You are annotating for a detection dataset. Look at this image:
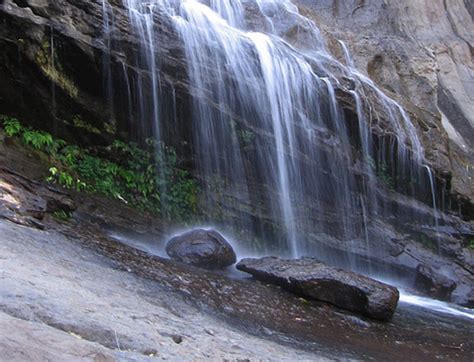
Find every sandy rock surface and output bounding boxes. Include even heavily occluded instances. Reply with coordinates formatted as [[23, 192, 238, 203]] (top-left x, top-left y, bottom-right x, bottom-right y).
[[0, 220, 320, 361]]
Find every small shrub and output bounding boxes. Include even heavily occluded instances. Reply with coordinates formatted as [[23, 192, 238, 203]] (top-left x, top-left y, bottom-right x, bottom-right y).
[[21, 129, 54, 150], [47, 167, 87, 191], [52, 210, 72, 221]]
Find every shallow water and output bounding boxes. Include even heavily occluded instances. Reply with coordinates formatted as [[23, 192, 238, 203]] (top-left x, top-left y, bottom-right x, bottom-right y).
[[398, 290, 474, 321], [108, 229, 474, 323]]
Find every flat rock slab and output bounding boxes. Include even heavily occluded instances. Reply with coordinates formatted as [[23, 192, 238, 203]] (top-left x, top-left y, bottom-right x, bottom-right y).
[[237, 257, 399, 321]]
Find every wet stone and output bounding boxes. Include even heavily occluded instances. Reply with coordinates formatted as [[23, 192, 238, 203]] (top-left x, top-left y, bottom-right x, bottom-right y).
[[237, 257, 400, 321], [415, 264, 456, 301], [166, 229, 237, 269]]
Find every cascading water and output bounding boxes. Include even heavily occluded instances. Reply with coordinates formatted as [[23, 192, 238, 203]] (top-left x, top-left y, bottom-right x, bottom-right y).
[[102, 0, 438, 267]]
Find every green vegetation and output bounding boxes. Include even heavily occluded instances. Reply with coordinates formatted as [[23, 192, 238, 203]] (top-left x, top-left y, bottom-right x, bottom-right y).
[[68, 115, 101, 135], [3, 117, 22, 137], [1, 116, 198, 219], [368, 156, 395, 191], [377, 164, 395, 191], [470, 240, 474, 250], [52, 210, 73, 222], [239, 129, 255, 146], [35, 39, 79, 98]]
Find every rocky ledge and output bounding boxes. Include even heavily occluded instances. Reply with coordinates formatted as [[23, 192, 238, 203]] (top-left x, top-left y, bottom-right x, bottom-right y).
[[237, 257, 400, 321]]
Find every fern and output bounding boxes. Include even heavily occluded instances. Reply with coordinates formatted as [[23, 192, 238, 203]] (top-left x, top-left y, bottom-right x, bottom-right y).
[[1, 116, 199, 218], [2, 117, 22, 137]]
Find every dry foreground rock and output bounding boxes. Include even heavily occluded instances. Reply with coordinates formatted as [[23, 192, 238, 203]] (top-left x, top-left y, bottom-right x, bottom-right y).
[[0, 220, 324, 361]]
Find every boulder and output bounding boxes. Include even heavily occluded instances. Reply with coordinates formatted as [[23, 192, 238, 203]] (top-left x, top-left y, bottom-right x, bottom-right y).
[[166, 229, 236, 269], [415, 264, 456, 301], [237, 257, 399, 321]]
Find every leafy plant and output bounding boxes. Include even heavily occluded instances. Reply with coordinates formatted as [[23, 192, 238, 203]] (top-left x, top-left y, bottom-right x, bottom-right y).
[[2, 117, 22, 137], [22, 129, 54, 150], [1, 116, 199, 219], [1, 115, 65, 154], [52, 210, 72, 221], [47, 167, 87, 191]]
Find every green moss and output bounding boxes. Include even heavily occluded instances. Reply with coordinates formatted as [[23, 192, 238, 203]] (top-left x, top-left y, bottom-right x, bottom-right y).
[[239, 129, 255, 146], [70, 115, 101, 135], [418, 234, 438, 252], [104, 121, 117, 135], [35, 39, 79, 98]]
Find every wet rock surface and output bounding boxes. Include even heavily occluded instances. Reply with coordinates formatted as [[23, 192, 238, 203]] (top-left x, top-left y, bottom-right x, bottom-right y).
[[296, 0, 474, 212], [166, 229, 236, 269], [237, 257, 400, 321], [415, 264, 457, 301]]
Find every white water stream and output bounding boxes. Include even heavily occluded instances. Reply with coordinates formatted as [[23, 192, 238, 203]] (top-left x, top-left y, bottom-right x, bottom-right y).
[[399, 290, 474, 321]]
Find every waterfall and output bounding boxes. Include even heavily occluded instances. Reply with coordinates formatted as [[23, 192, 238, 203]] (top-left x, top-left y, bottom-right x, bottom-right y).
[[423, 164, 440, 251], [104, 0, 436, 263], [126, 0, 163, 142]]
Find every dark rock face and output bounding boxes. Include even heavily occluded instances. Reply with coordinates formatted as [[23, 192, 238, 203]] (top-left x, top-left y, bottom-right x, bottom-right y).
[[237, 257, 399, 321], [0, 0, 190, 146], [415, 264, 457, 301], [166, 229, 237, 269], [0, 159, 75, 230]]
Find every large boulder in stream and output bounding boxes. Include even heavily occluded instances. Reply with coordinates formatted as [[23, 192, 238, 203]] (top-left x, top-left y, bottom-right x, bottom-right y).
[[237, 257, 399, 321], [166, 229, 237, 269]]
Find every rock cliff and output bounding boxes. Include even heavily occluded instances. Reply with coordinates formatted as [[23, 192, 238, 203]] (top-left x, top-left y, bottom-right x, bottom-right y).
[[297, 0, 474, 212], [0, 0, 473, 305]]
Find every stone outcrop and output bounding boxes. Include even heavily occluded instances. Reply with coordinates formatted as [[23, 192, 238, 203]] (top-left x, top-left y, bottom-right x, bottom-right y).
[[296, 0, 474, 214], [0, 134, 76, 229], [415, 264, 457, 301], [237, 257, 400, 321], [0, 0, 189, 145], [166, 229, 237, 269]]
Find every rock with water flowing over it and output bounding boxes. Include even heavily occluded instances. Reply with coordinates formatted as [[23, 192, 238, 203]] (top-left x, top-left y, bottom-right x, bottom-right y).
[[166, 229, 236, 269], [415, 264, 456, 301], [237, 257, 399, 321]]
